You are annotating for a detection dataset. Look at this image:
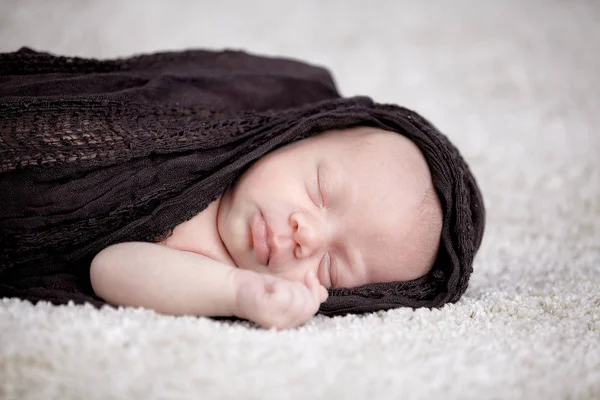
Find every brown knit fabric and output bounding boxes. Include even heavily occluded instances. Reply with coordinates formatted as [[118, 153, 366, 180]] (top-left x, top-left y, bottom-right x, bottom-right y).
[[0, 47, 485, 316]]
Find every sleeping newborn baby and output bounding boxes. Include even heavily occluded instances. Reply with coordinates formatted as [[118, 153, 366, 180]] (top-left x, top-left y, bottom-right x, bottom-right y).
[[90, 126, 443, 329], [0, 48, 485, 329]]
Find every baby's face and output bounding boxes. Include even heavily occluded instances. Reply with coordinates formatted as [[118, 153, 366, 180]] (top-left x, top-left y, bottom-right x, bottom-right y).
[[217, 126, 442, 289]]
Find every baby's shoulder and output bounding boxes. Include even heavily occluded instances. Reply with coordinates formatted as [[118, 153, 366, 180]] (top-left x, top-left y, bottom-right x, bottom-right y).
[[158, 198, 236, 267]]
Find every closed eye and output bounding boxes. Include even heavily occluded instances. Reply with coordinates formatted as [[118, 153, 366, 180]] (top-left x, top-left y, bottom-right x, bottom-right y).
[[317, 165, 325, 207], [330, 256, 339, 288], [320, 252, 333, 287]]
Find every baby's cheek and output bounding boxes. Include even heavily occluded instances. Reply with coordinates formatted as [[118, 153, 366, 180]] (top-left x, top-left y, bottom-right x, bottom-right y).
[[274, 262, 314, 284]]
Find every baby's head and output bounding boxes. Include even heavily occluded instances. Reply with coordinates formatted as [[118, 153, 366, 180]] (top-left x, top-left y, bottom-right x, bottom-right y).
[[217, 126, 443, 289]]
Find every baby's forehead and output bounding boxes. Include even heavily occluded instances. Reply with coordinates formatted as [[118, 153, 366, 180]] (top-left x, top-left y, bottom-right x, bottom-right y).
[[322, 128, 420, 160], [332, 132, 424, 176], [276, 127, 428, 184]]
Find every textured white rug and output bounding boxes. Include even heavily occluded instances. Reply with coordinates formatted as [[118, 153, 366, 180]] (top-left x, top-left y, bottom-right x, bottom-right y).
[[1, 1, 599, 399]]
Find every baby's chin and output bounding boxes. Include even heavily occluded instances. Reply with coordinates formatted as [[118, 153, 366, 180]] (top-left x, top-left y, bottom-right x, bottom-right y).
[[226, 247, 266, 274]]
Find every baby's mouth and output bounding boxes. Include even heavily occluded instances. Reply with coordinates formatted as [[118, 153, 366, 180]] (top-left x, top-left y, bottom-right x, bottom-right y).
[[250, 211, 271, 267]]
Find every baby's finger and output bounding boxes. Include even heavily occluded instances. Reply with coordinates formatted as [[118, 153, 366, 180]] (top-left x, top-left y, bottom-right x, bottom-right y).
[[304, 270, 322, 301], [289, 283, 317, 328], [319, 285, 329, 303], [304, 269, 329, 304], [278, 282, 313, 329]]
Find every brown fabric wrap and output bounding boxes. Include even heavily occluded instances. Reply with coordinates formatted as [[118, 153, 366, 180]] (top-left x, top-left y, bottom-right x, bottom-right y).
[[0, 48, 485, 316]]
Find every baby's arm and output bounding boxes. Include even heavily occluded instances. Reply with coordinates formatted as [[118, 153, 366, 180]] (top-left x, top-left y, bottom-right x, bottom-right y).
[[90, 242, 327, 329], [90, 242, 238, 317]]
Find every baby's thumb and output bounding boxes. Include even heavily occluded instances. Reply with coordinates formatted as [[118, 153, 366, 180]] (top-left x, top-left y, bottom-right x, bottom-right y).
[[305, 270, 329, 304], [318, 285, 329, 303]]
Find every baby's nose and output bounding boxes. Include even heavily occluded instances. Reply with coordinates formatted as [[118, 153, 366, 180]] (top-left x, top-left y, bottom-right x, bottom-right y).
[[290, 212, 325, 258]]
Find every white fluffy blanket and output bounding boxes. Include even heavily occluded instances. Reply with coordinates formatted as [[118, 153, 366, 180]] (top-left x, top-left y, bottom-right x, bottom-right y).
[[1, 1, 598, 399]]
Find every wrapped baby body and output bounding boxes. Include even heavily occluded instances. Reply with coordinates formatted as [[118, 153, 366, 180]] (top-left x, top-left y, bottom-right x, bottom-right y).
[[0, 48, 485, 318]]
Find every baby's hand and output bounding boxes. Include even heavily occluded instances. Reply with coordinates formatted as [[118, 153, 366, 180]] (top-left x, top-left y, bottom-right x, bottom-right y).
[[233, 269, 328, 330]]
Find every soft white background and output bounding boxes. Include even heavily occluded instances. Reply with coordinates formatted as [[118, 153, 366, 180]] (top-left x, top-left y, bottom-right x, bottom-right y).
[[1, 1, 599, 399]]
